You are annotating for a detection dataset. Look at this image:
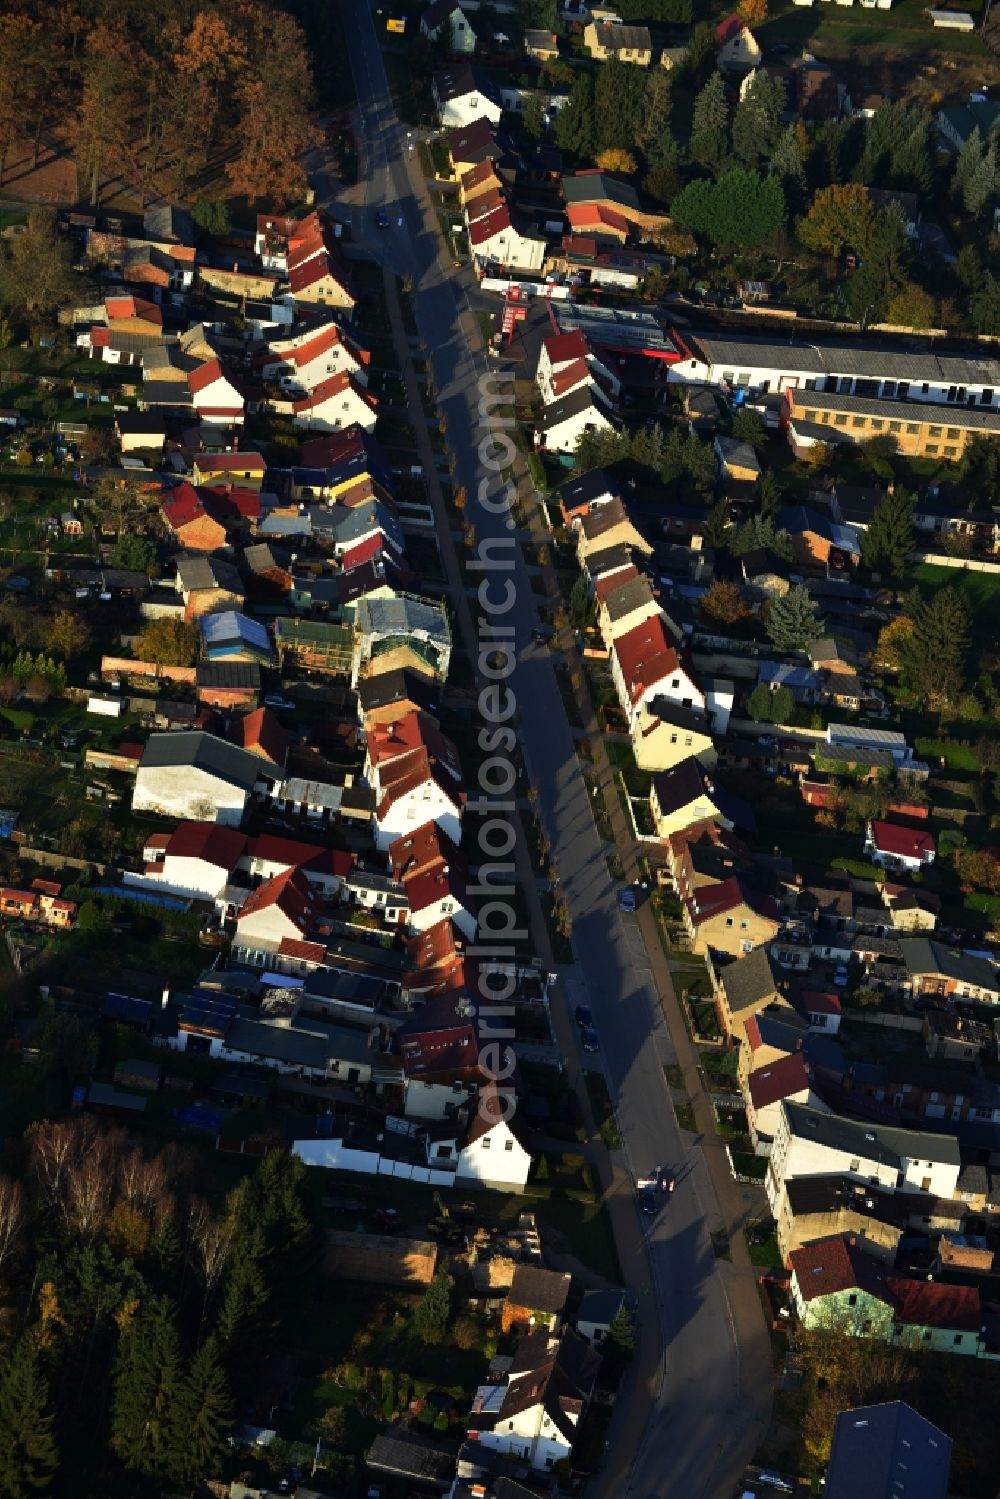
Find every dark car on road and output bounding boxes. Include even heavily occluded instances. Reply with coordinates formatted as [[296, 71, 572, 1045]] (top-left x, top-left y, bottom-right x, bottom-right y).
[[376, 210, 390, 228], [574, 1004, 593, 1028], [581, 1026, 600, 1053], [640, 1186, 658, 1215]]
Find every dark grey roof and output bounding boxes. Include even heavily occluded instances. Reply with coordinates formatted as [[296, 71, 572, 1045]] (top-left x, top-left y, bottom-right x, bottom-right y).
[[900, 938, 1000, 992], [141, 380, 193, 408], [507, 1264, 571, 1314], [651, 756, 708, 816], [604, 575, 656, 620], [558, 467, 618, 510], [643, 697, 712, 737], [583, 542, 634, 580], [720, 946, 781, 1013], [116, 411, 169, 436], [176, 552, 243, 594], [139, 730, 263, 790], [357, 667, 440, 715], [143, 204, 194, 245], [825, 1402, 952, 1499], [538, 384, 614, 433], [434, 63, 501, 106], [576, 1287, 627, 1327], [562, 172, 640, 211], [195, 661, 260, 691], [692, 332, 1000, 387], [784, 1174, 900, 1225], [782, 1101, 961, 1168], [793, 387, 1000, 433], [224, 1018, 328, 1070], [367, 1426, 457, 1485]]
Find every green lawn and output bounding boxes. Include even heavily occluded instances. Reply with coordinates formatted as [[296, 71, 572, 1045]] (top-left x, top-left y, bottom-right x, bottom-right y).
[[909, 563, 1000, 622], [758, 0, 988, 60]]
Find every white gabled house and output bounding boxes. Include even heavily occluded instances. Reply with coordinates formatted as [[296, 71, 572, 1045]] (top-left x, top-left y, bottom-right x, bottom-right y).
[[291, 372, 378, 433], [420, 1, 476, 53], [374, 748, 465, 852], [261, 322, 370, 393], [467, 198, 546, 274], [536, 329, 620, 408], [535, 385, 618, 455], [467, 1325, 600, 1470], [433, 64, 503, 129]]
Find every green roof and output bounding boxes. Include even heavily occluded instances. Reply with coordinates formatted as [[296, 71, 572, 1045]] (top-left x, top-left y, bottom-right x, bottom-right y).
[[939, 100, 1000, 145]]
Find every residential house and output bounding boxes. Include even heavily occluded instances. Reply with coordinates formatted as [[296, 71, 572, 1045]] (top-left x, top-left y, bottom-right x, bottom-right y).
[[467, 197, 547, 275], [766, 1102, 962, 1218], [458, 1082, 534, 1191], [776, 503, 860, 570], [501, 1265, 572, 1334], [161, 485, 229, 553], [631, 699, 716, 775], [597, 574, 661, 648], [793, 57, 842, 122], [777, 1176, 905, 1268], [286, 232, 355, 312], [358, 667, 441, 727], [116, 411, 168, 456], [612, 622, 705, 731], [375, 745, 466, 853], [194, 660, 260, 710], [525, 29, 560, 62], [715, 14, 761, 77], [188, 358, 246, 426], [784, 387, 1000, 463], [789, 1233, 982, 1356], [467, 1328, 600, 1470], [561, 171, 670, 240], [235, 868, 315, 953], [715, 943, 788, 1043], [446, 116, 504, 178], [201, 611, 272, 666], [747, 1051, 817, 1153], [233, 707, 289, 771], [576, 1288, 629, 1347], [824, 1403, 952, 1499], [263, 322, 371, 395], [714, 434, 761, 484], [535, 386, 617, 455], [536, 331, 619, 409], [683, 876, 781, 959], [557, 466, 619, 526], [865, 821, 936, 874], [584, 22, 653, 65], [291, 371, 377, 433], [809, 637, 864, 709], [936, 98, 1000, 153], [175, 553, 245, 621], [420, 1, 475, 53], [649, 757, 739, 841], [881, 882, 938, 933], [352, 593, 452, 687], [192, 451, 267, 491], [132, 731, 277, 826], [576, 498, 652, 563], [434, 65, 503, 129], [396, 989, 479, 1119], [900, 938, 1000, 1005]]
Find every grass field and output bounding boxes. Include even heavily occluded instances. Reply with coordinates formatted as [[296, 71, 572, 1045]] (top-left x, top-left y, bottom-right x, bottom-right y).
[[910, 563, 1000, 617]]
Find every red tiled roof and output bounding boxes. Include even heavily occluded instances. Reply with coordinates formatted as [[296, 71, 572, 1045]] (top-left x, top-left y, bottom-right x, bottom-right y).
[[566, 203, 630, 236], [686, 875, 779, 928], [162, 483, 219, 533], [341, 531, 396, 572], [594, 565, 639, 601], [235, 707, 288, 768], [289, 253, 350, 298], [90, 326, 110, 348], [551, 358, 593, 398], [292, 371, 376, 415], [543, 330, 590, 366], [106, 294, 162, 325], [468, 203, 513, 246], [390, 820, 464, 882], [613, 616, 682, 705], [371, 711, 462, 782], [405, 864, 470, 917], [164, 822, 248, 870], [790, 1235, 892, 1305], [886, 1277, 980, 1332], [197, 451, 266, 475], [801, 990, 842, 1016], [290, 324, 344, 367], [300, 426, 369, 469], [869, 821, 935, 859], [378, 750, 466, 819], [744, 1013, 763, 1051], [188, 358, 226, 395], [716, 13, 747, 45], [277, 936, 327, 963], [748, 1052, 810, 1112], [237, 866, 313, 930], [31, 878, 62, 897]]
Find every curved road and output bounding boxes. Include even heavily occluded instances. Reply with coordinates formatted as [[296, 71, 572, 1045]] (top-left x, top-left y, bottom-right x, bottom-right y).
[[331, 7, 771, 1494]]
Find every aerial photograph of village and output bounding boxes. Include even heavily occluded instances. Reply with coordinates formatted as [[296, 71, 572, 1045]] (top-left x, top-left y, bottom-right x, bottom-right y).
[[0, 0, 997, 1495]]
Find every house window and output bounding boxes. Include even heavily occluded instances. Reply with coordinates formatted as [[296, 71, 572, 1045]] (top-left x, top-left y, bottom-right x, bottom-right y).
[[849, 1158, 860, 1171], [671, 678, 679, 688], [871, 419, 884, 430], [923, 1330, 932, 1341], [905, 423, 918, 434], [834, 414, 848, 426], [848, 1293, 857, 1306], [946, 428, 960, 439], [482, 1138, 491, 1149], [929, 426, 942, 437], [889, 421, 901, 433], [944, 446, 956, 458], [740, 920, 748, 930], [504, 1139, 514, 1151], [725, 917, 734, 927], [926, 445, 938, 455], [852, 416, 865, 429]]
